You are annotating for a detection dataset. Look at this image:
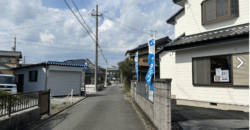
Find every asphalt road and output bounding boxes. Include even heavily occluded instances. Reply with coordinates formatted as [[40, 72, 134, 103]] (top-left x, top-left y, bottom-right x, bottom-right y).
[[37, 84, 144, 130]]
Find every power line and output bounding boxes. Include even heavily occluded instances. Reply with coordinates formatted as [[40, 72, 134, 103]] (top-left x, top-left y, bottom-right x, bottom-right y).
[[72, 0, 95, 37], [6, 42, 124, 52], [18, 39, 132, 48], [102, 16, 126, 52], [18, 42, 92, 51], [64, 0, 96, 43], [86, 0, 94, 10], [0, 3, 80, 16], [1, 17, 76, 32], [79, 0, 89, 10], [103, 15, 151, 35], [0, 37, 134, 48]]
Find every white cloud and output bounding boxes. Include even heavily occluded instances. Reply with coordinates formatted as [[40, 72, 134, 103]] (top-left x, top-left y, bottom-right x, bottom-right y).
[[39, 30, 55, 43], [0, 0, 178, 67]]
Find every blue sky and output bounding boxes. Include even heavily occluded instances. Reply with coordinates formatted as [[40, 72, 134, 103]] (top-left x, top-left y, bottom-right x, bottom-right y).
[[0, 0, 181, 67]]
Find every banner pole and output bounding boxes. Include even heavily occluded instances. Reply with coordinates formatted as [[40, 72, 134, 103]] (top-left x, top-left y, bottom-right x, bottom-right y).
[[154, 32, 156, 80]]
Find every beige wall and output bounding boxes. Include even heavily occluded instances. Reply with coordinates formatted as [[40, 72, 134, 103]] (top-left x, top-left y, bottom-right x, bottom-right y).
[[0, 70, 14, 75]]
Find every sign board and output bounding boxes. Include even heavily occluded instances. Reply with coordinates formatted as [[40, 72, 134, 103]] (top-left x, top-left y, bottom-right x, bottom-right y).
[[214, 68, 229, 82], [232, 53, 249, 86]]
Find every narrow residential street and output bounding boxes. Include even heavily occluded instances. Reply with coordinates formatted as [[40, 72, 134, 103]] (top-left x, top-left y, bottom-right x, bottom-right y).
[[36, 84, 144, 130]]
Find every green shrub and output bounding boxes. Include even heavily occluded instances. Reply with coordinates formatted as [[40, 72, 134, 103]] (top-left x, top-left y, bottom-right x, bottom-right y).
[[0, 89, 11, 96]]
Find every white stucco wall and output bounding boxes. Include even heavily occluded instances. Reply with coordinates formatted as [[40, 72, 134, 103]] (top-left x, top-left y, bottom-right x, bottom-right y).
[[160, 40, 249, 106], [174, 0, 249, 37], [15, 66, 46, 92]]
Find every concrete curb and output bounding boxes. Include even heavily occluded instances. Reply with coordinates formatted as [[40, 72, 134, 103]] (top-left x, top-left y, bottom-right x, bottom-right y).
[[25, 97, 87, 130]]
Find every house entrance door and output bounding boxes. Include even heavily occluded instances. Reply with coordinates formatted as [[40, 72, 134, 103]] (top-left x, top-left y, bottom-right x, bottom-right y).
[[16, 74, 24, 92]]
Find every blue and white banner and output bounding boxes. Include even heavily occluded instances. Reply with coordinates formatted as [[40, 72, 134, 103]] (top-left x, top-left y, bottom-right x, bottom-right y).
[[134, 51, 138, 79], [145, 37, 155, 86], [145, 37, 155, 102]]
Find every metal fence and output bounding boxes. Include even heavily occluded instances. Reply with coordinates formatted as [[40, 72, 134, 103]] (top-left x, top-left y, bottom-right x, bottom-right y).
[[0, 91, 39, 117], [136, 81, 149, 100]]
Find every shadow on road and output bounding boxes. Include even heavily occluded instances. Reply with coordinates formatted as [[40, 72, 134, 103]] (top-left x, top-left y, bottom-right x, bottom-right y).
[[87, 94, 105, 97], [37, 113, 71, 130]]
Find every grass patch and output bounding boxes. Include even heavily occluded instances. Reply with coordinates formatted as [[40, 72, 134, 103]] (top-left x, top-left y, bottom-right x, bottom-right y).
[[50, 102, 71, 113], [122, 86, 130, 93], [51, 104, 58, 110]]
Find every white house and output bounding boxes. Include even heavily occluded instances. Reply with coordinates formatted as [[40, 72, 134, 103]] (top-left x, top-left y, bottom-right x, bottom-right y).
[[159, 0, 249, 112], [14, 61, 87, 96]]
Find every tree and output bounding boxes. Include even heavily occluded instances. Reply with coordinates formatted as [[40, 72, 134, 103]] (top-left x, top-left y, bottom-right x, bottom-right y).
[[117, 59, 134, 92], [114, 73, 120, 78]]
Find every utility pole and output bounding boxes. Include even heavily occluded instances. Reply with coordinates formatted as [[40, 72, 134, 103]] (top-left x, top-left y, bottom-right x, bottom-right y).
[[24, 56, 25, 64], [105, 60, 107, 87], [91, 5, 102, 91], [153, 31, 156, 80], [13, 35, 16, 51]]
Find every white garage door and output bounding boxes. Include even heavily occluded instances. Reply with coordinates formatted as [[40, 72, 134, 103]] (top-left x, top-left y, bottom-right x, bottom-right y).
[[47, 71, 81, 96]]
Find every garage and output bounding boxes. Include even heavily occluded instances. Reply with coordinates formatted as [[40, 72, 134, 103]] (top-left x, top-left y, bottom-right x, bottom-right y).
[[47, 71, 81, 96], [14, 61, 87, 96]]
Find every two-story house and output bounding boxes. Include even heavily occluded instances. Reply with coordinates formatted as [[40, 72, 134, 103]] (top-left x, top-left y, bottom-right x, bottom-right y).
[[159, 0, 249, 112], [125, 36, 172, 81], [0, 50, 22, 75], [107, 66, 120, 78]]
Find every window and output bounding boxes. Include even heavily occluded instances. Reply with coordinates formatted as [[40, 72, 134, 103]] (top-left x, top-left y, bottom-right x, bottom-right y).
[[193, 57, 211, 85], [0, 58, 11, 63], [0, 76, 15, 84], [193, 55, 232, 86], [211, 56, 231, 83], [202, 0, 239, 25], [143, 54, 148, 63], [29, 71, 38, 82]]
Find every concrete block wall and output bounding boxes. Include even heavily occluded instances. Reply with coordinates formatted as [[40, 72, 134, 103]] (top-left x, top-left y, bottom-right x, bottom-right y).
[[0, 107, 40, 130], [131, 79, 172, 130]]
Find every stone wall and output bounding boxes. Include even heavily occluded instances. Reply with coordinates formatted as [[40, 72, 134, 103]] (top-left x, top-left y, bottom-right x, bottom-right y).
[[131, 79, 172, 130]]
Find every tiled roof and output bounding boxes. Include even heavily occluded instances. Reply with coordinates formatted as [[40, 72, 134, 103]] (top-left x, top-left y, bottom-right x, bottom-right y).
[[125, 36, 171, 54], [0, 63, 12, 69], [165, 23, 249, 49], [0, 50, 22, 58], [47, 61, 88, 70], [166, 8, 184, 25]]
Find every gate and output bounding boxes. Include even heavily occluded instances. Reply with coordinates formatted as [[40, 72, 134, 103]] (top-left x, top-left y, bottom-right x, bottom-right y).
[[38, 89, 50, 115]]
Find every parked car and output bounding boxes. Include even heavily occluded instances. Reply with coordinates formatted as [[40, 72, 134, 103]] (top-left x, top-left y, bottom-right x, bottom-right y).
[[0, 74, 17, 94]]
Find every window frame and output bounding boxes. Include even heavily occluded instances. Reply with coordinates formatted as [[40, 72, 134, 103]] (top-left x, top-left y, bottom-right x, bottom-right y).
[[192, 54, 234, 87], [29, 70, 38, 82], [201, 0, 239, 25]]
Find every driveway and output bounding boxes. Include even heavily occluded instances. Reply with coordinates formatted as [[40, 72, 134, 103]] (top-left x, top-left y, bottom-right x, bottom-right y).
[[35, 84, 144, 130], [171, 99, 249, 129]]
